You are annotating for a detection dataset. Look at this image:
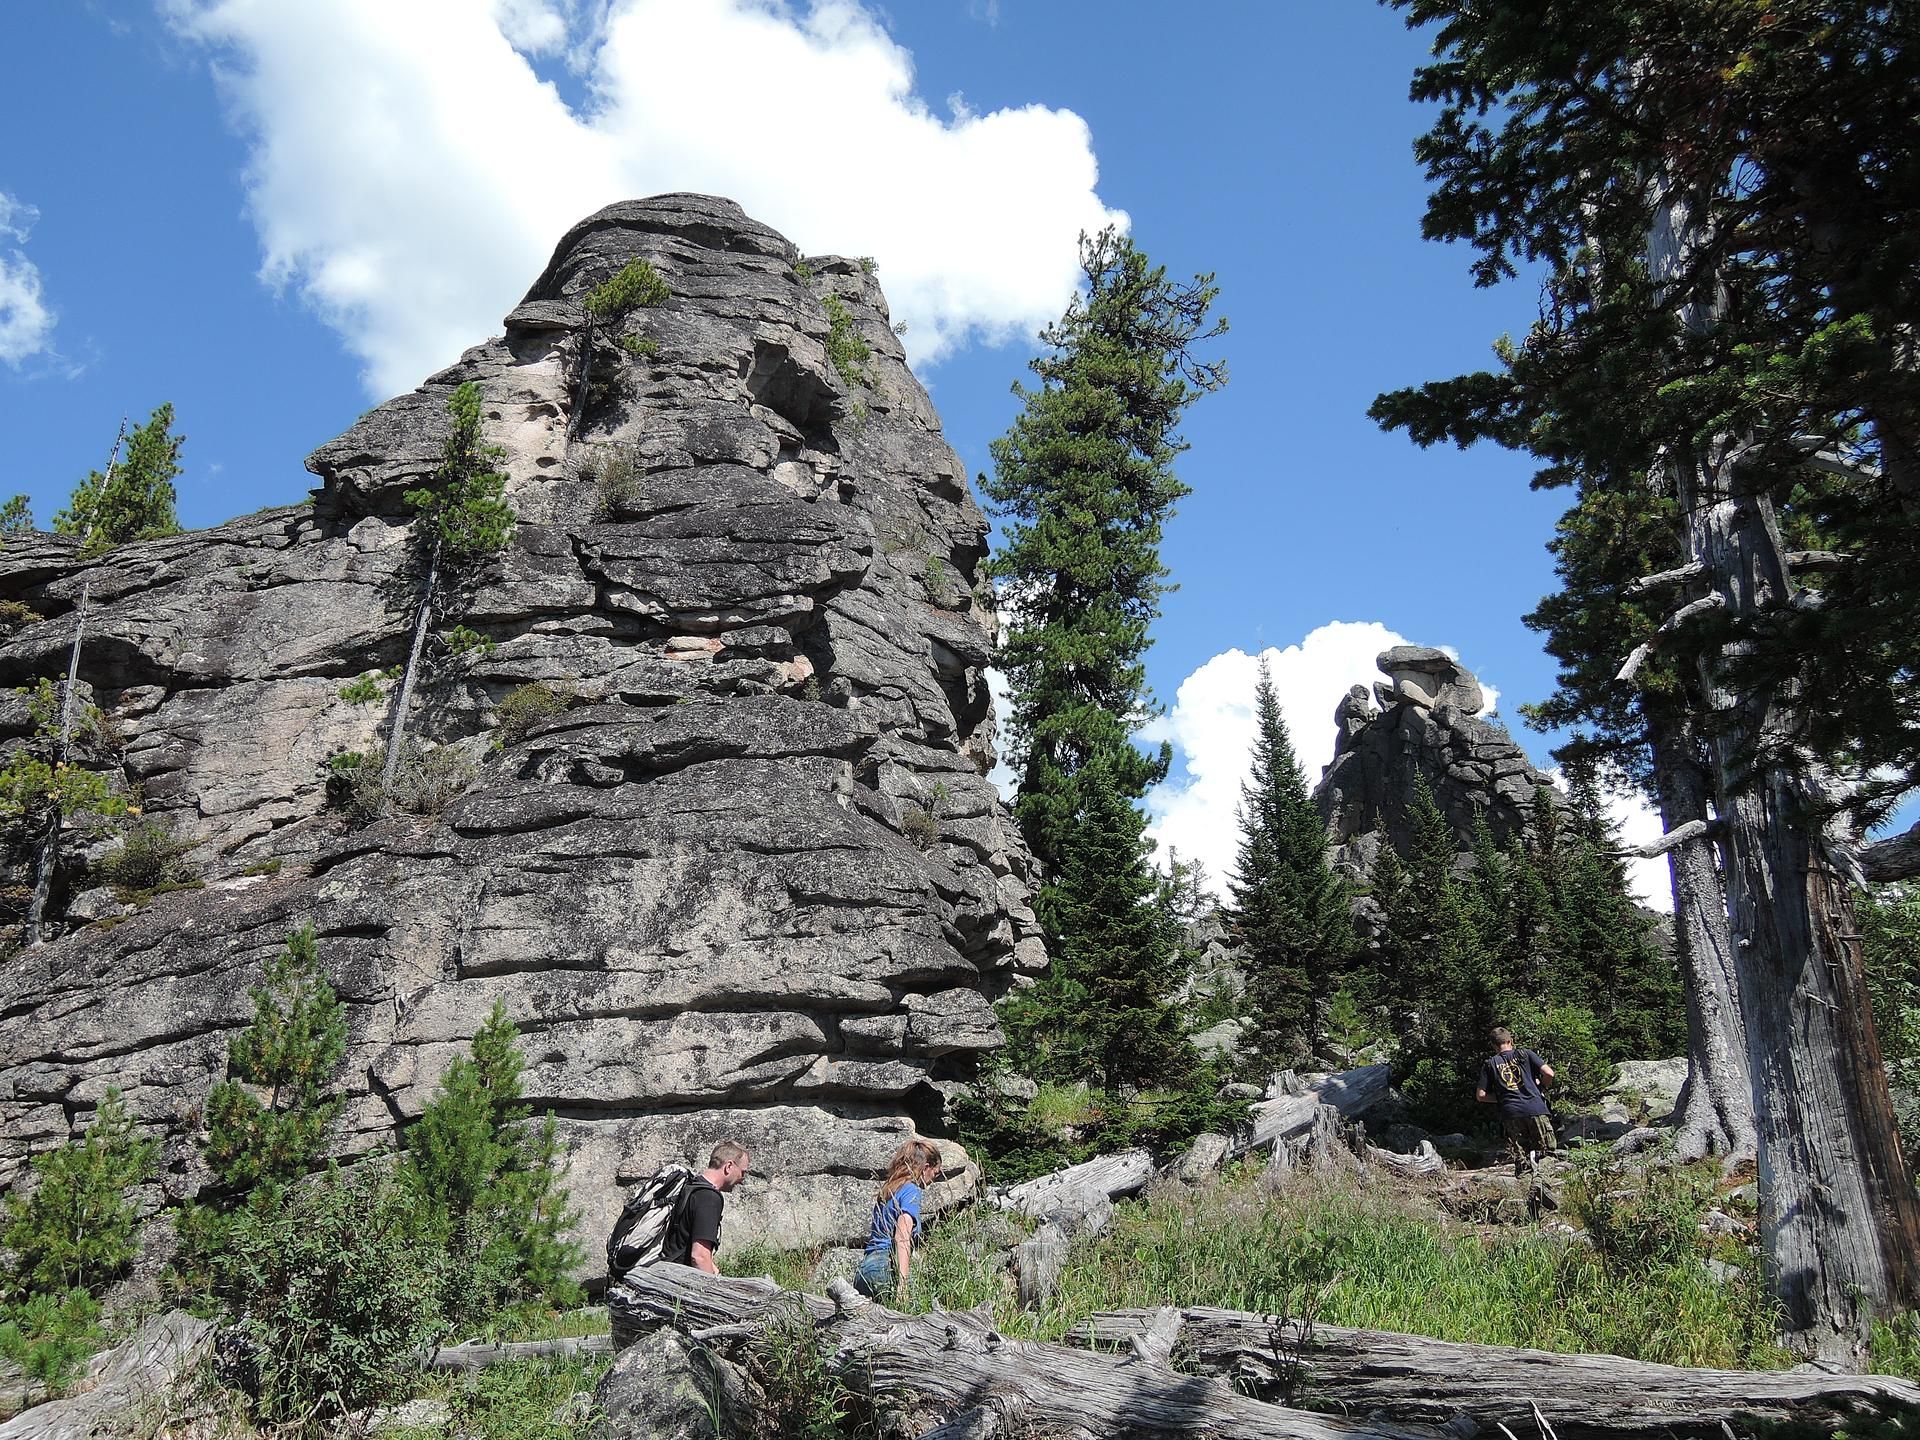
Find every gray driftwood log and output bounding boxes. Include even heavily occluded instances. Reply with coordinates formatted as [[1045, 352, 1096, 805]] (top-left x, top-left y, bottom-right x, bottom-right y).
[[0, 1312, 213, 1440], [428, 1334, 614, 1371], [608, 1264, 1448, 1440], [1070, 1306, 1920, 1439]]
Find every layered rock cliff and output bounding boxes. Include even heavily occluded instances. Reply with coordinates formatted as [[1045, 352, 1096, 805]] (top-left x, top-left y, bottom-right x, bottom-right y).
[[0, 195, 1043, 1262]]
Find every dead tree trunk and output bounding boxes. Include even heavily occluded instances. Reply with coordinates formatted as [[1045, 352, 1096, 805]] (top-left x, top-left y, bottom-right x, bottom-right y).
[[379, 538, 440, 808], [1070, 1306, 1920, 1440], [1646, 715, 1754, 1166], [606, 1266, 1446, 1440], [1645, 182, 1920, 1360]]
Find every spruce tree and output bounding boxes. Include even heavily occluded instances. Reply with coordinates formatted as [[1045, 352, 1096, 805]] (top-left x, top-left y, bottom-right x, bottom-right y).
[[981, 228, 1224, 1090], [380, 381, 514, 809], [54, 405, 182, 554], [1229, 658, 1351, 1069], [202, 925, 347, 1194], [406, 1002, 580, 1318]]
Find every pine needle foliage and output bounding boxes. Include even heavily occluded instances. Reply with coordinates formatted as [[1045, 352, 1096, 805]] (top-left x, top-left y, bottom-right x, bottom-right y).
[[2, 1090, 156, 1296], [402, 384, 515, 569], [54, 405, 183, 554], [1230, 659, 1353, 1070], [583, 259, 668, 323], [202, 924, 348, 1194], [405, 1001, 582, 1323]]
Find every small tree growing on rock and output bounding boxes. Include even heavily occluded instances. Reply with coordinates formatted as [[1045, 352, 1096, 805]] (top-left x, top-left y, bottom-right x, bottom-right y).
[[3, 1089, 157, 1296], [379, 382, 513, 813]]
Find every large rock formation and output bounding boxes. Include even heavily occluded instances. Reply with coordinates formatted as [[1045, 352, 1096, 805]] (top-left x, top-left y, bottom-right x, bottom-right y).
[[1314, 646, 1562, 876], [0, 195, 1043, 1266]]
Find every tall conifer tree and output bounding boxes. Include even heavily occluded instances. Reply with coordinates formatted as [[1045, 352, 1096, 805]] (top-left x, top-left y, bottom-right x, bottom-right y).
[[1230, 658, 1352, 1069], [982, 228, 1225, 1089]]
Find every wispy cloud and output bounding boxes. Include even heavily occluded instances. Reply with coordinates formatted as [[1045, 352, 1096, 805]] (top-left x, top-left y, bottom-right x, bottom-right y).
[[165, 0, 1123, 397], [0, 193, 57, 369]]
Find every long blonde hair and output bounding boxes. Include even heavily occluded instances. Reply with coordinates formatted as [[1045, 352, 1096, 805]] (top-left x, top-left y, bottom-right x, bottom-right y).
[[876, 1139, 940, 1204]]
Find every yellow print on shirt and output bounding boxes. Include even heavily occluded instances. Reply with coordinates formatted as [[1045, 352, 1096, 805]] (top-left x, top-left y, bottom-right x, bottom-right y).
[[1496, 1056, 1524, 1092]]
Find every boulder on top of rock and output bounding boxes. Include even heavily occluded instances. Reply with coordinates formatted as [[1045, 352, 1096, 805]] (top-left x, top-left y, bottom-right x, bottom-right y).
[[1373, 645, 1485, 716]]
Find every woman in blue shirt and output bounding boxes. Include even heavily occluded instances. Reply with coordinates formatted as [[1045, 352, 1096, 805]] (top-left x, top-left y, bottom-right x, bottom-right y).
[[854, 1139, 941, 1301]]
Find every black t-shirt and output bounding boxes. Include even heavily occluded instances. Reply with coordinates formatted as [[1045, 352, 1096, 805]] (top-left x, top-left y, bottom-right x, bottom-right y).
[[665, 1178, 724, 1265], [1480, 1048, 1549, 1117]]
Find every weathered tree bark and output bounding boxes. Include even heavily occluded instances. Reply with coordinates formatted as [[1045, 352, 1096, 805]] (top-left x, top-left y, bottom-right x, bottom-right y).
[[1646, 715, 1755, 1167], [1070, 1306, 1920, 1440], [999, 1149, 1154, 1221], [607, 1266, 1445, 1440], [0, 1312, 212, 1440], [379, 537, 440, 807], [1239, 1064, 1391, 1157], [429, 1334, 612, 1371], [1647, 182, 1920, 1360]]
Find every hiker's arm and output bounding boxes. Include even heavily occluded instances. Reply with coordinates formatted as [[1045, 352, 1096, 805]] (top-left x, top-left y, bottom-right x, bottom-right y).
[[892, 1211, 915, 1287], [690, 1240, 719, 1275], [1474, 1087, 1492, 1104], [1537, 1062, 1555, 1083]]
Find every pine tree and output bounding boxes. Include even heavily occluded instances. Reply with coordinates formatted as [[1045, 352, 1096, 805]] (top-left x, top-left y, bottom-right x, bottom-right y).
[[379, 381, 514, 809], [3, 1091, 157, 1295], [1229, 658, 1351, 1069], [54, 405, 182, 554], [0, 496, 33, 535], [405, 1002, 580, 1318], [203, 925, 347, 1194], [981, 228, 1224, 1090]]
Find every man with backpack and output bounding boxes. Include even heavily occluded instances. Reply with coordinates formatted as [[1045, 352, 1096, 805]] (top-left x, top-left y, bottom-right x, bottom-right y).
[[1475, 1026, 1557, 1174], [605, 1140, 751, 1283]]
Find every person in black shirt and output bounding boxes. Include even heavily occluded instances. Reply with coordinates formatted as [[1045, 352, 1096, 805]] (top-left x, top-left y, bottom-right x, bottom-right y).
[[665, 1140, 751, 1273], [1475, 1026, 1557, 1173]]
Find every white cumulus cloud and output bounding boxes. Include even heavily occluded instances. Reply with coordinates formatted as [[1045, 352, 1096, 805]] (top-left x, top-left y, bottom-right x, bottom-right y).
[[0, 193, 55, 368], [164, 0, 1124, 397]]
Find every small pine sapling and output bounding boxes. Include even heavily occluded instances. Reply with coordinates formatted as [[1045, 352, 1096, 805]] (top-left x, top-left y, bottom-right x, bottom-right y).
[[3, 1090, 157, 1294]]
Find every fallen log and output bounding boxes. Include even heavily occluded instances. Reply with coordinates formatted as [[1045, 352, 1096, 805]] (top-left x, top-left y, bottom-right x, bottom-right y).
[[0, 1312, 213, 1440], [1070, 1307, 1920, 1440], [998, 1150, 1154, 1220], [609, 1262, 1447, 1439], [1364, 1141, 1443, 1178], [1240, 1065, 1392, 1157], [429, 1334, 613, 1371]]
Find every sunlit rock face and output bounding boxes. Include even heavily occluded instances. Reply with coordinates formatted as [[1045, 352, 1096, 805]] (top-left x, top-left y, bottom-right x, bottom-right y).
[[0, 194, 1043, 1269]]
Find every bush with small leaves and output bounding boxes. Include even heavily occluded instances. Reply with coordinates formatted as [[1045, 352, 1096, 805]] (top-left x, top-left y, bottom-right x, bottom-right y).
[[3, 1090, 157, 1295], [492, 682, 571, 748], [337, 674, 383, 705], [0, 600, 40, 636], [322, 749, 382, 822], [582, 445, 644, 521], [98, 816, 197, 894], [822, 294, 871, 388], [618, 334, 660, 362], [442, 624, 496, 657], [583, 259, 668, 323], [205, 1162, 447, 1422]]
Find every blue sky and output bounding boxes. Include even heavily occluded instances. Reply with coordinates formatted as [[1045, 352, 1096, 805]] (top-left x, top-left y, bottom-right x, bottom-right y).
[[1, 1, 1669, 895]]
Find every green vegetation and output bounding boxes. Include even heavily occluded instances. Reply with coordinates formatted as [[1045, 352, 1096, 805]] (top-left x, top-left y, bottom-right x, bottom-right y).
[[415, 1355, 608, 1440], [202, 924, 347, 1194], [1862, 884, 1920, 1159], [55, 405, 184, 554], [1, 1091, 157, 1393], [583, 259, 668, 323], [899, 804, 938, 851], [406, 1001, 582, 1330], [382, 382, 514, 810], [442, 624, 496, 657], [0, 679, 128, 940], [383, 741, 479, 817], [1231, 657, 1352, 1070], [0, 495, 34, 534], [492, 681, 571, 748], [821, 294, 870, 388], [98, 816, 196, 894], [338, 673, 384, 705], [617, 334, 660, 362]]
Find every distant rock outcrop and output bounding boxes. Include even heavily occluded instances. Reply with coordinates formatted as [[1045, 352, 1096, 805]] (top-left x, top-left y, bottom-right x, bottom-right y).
[[0, 195, 1042, 1266], [1314, 646, 1562, 877]]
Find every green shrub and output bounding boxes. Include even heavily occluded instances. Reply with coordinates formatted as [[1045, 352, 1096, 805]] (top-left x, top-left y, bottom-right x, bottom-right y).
[[792, 261, 814, 282], [583, 260, 668, 323], [0, 600, 41, 636], [323, 749, 382, 821], [338, 674, 383, 705], [618, 334, 660, 362], [1507, 999, 1615, 1108], [204, 1163, 447, 1421], [4, 1091, 156, 1297], [581, 445, 644, 521], [442, 624, 495, 658], [822, 294, 871, 388], [0, 1289, 104, 1394], [746, 1304, 867, 1440], [1564, 1149, 1710, 1277], [202, 924, 347, 1194], [492, 682, 571, 748], [405, 1002, 582, 1330], [924, 555, 956, 605], [99, 817, 196, 894]]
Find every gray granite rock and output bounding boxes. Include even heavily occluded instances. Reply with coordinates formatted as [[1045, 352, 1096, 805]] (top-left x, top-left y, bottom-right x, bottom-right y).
[[591, 1329, 757, 1440], [0, 195, 1043, 1274]]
